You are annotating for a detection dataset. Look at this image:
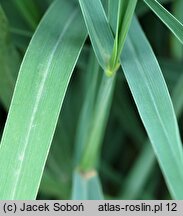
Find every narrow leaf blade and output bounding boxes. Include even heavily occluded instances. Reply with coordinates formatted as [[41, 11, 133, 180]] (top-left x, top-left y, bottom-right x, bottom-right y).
[[78, 0, 114, 71], [144, 0, 183, 44]]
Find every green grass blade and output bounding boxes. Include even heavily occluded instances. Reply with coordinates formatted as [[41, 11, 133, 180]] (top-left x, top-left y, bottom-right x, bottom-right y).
[[108, 0, 118, 31], [143, 0, 183, 44], [72, 170, 104, 200], [108, 0, 137, 76], [137, 0, 174, 16], [0, 0, 87, 199], [170, 0, 183, 59], [121, 69, 183, 199], [116, 0, 137, 53], [41, 67, 88, 199], [120, 16, 183, 199], [78, 0, 114, 72], [0, 6, 20, 109]]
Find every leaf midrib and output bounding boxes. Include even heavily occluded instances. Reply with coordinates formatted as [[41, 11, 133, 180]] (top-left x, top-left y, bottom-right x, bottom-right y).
[[11, 9, 78, 198]]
